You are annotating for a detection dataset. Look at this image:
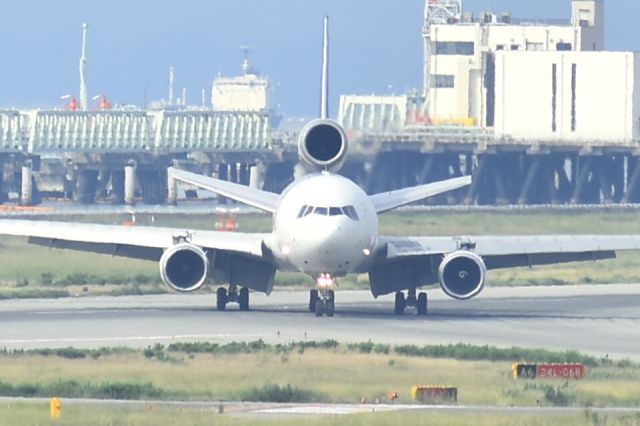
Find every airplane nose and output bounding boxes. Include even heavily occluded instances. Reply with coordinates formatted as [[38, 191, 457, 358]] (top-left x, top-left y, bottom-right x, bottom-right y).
[[291, 217, 368, 273]]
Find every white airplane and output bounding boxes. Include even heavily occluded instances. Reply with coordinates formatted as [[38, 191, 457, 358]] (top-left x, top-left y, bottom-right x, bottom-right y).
[[2, 17, 640, 317]]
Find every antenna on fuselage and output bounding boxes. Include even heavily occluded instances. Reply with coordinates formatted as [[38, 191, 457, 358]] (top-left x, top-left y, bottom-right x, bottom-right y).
[[320, 16, 329, 119]]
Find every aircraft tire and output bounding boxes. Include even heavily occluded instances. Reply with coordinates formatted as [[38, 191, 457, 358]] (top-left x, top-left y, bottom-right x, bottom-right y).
[[394, 292, 406, 315], [325, 298, 335, 317], [315, 299, 325, 317], [239, 287, 250, 311], [216, 287, 228, 311], [309, 289, 318, 312], [417, 292, 428, 316]]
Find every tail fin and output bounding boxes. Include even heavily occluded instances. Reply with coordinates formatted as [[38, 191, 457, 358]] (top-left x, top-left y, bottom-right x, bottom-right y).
[[320, 16, 329, 119]]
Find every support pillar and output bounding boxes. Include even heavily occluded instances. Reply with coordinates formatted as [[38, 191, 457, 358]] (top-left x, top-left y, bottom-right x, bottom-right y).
[[229, 163, 238, 184], [571, 157, 593, 204], [598, 157, 614, 203], [465, 155, 487, 205], [124, 161, 137, 206], [217, 163, 228, 180], [239, 164, 250, 186], [110, 170, 125, 204], [418, 155, 436, 184], [74, 169, 98, 204], [623, 156, 640, 203], [518, 156, 541, 205], [167, 169, 177, 205], [20, 161, 33, 206], [249, 162, 265, 190]]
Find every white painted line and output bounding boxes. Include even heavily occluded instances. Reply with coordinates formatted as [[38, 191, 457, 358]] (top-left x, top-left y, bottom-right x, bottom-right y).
[[0, 333, 269, 345]]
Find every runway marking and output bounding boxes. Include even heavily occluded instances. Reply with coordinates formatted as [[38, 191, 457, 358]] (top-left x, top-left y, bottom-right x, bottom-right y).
[[0, 333, 269, 345], [250, 404, 640, 416]]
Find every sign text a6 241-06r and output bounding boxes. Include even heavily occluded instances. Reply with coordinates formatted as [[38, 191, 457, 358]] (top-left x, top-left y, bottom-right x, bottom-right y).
[[513, 363, 587, 379], [536, 364, 586, 379]]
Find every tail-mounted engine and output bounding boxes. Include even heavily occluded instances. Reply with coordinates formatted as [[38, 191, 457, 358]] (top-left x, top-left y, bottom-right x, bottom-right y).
[[298, 119, 349, 173], [159, 243, 209, 292], [438, 251, 486, 300]]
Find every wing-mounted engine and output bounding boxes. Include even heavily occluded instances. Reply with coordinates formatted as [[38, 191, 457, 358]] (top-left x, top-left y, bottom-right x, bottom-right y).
[[298, 119, 349, 173], [438, 251, 486, 300], [159, 243, 209, 292]]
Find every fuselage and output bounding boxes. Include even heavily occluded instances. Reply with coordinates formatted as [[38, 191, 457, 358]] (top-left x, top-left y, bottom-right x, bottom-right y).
[[269, 172, 378, 277]]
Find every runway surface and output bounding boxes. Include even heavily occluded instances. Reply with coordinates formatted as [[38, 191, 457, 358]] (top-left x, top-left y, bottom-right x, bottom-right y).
[[2, 396, 640, 417], [1, 284, 639, 360]]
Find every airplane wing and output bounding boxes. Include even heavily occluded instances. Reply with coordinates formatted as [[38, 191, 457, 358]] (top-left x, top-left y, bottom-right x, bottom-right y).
[[370, 234, 640, 296], [0, 219, 269, 261], [369, 176, 471, 213], [169, 167, 280, 213]]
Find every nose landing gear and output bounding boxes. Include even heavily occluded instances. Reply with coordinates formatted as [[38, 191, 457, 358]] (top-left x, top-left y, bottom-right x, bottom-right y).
[[309, 274, 336, 317]]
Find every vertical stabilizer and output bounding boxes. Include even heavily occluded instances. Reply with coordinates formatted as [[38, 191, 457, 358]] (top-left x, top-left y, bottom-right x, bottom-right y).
[[320, 16, 329, 119]]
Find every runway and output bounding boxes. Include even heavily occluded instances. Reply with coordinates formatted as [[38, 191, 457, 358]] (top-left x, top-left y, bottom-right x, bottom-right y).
[[1, 284, 639, 360]]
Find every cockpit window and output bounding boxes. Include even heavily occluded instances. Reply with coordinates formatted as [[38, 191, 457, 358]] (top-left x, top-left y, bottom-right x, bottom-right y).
[[314, 207, 328, 216], [342, 205, 359, 220], [297, 206, 307, 218], [298, 205, 359, 221], [297, 205, 314, 218]]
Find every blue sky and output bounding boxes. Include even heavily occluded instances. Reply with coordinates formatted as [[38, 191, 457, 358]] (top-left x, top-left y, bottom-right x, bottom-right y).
[[0, 0, 638, 116]]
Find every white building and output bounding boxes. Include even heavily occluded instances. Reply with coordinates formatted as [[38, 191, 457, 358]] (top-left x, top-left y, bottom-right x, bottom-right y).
[[425, 0, 604, 127], [339, 0, 639, 144], [494, 51, 640, 143]]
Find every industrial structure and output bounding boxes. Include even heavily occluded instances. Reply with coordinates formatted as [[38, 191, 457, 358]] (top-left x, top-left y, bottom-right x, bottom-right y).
[[339, 0, 640, 205], [1, 0, 639, 206]]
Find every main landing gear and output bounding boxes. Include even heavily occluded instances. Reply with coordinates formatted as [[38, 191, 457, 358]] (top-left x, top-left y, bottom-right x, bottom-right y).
[[216, 285, 250, 311], [394, 288, 428, 316], [309, 274, 336, 317]]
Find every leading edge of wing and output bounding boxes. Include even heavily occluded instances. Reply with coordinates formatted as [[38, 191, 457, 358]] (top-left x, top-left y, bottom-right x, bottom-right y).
[[380, 234, 640, 258], [369, 176, 472, 214], [169, 168, 280, 213], [0, 219, 269, 257]]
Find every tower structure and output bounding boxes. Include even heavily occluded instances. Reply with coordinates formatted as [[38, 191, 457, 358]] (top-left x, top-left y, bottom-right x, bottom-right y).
[[422, 0, 463, 115], [79, 23, 89, 111], [571, 0, 605, 50], [168, 66, 175, 105]]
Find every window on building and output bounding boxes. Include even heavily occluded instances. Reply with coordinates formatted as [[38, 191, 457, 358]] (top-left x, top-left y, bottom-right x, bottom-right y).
[[556, 42, 572, 51], [579, 9, 591, 26], [434, 41, 475, 56], [510, 44, 520, 51], [495, 44, 505, 51], [432, 74, 455, 88], [526, 42, 543, 51]]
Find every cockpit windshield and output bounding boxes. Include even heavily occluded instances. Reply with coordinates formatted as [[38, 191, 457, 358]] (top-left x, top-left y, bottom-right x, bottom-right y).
[[297, 205, 359, 220]]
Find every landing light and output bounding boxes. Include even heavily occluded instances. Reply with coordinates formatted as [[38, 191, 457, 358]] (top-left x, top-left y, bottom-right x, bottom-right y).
[[281, 245, 291, 256], [363, 248, 371, 256], [316, 273, 334, 289]]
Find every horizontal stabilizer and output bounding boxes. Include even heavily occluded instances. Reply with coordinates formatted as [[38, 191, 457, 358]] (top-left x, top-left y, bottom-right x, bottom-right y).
[[369, 176, 472, 213], [169, 168, 280, 213]]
